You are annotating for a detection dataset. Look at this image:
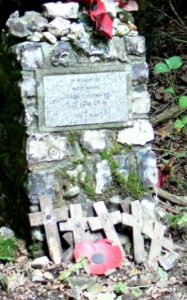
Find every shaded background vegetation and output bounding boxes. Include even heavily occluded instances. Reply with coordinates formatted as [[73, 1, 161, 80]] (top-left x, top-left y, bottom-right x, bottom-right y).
[[0, 0, 186, 240]]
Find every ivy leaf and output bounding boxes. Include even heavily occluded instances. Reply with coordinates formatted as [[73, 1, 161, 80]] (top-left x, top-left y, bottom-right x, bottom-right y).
[[115, 282, 128, 295], [165, 56, 182, 70], [174, 119, 185, 129], [165, 87, 175, 95], [154, 63, 170, 74], [179, 96, 187, 109]]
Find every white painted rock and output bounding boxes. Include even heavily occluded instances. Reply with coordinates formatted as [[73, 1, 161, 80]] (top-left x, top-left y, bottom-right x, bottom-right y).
[[81, 130, 107, 153], [48, 17, 71, 36], [95, 160, 112, 194], [117, 120, 154, 145], [43, 2, 79, 19]]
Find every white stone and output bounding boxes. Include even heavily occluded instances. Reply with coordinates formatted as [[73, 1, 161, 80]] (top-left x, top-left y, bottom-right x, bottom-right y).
[[27, 31, 43, 42], [159, 252, 179, 271], [43, 31, 57, 44], [43, 2, 79, 19], [128, 30, 139, 37], [32, 228, 44, 241], [43, 271, 54, 280], [137, 149, 158, 186], [102, 0, 117, 17], [81, 130, 107, 153], [117, 120, 154, 145], [32, 269, 45, 282], [20, 77, 36, 98], [64, 186, 80, 198], [116, 24, 130, 37], [32, 256, 51, 268], [68, 22, 85, 40], [27, 133, 70, 163], [47, 17, 71, 36], [132, 89, 150, 114], [95, 160, 112, 194], [66, 165, 83, 178], [0, 227, 15, 239]]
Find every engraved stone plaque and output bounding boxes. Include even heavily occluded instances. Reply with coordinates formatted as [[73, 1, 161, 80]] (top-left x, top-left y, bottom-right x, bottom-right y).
[[39, 70, 132, 130]]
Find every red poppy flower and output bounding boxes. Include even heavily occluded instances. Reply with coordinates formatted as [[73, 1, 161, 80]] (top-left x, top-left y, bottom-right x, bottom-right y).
[[74, 239, 123, 275]]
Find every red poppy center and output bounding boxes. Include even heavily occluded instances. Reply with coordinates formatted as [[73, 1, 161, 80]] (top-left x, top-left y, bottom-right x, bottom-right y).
[[91, 253, 105, 264]]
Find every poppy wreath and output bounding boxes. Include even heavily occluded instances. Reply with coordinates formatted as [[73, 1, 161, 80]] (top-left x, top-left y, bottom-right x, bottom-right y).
[[74, 239, 123, 275]]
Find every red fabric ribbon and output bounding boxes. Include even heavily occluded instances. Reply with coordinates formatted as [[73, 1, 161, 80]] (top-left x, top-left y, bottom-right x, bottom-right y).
[[82, 0, 113, 39]]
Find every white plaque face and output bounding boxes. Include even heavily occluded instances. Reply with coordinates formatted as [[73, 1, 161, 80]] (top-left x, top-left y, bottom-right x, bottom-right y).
[[42, 71, 130, 129]]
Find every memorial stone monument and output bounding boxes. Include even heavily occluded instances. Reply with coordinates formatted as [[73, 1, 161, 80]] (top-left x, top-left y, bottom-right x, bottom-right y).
[[6, 1, 158, 245]]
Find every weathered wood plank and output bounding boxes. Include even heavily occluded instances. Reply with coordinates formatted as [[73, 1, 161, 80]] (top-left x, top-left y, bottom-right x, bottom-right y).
[[88, 201, 124, 255], [59, 203, 88, 244], [148, 221, 165, 269], [29, 197, 68, 264]]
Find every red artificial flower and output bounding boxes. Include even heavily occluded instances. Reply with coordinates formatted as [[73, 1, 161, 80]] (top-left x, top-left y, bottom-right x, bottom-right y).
[[74, 239, 123, 275]]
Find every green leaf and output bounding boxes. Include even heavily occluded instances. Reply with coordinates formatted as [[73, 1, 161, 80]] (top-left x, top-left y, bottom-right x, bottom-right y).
[[59, 270, 72, 281], [177, 213, 187, 227], [164, 87, 175, 95], [179, 96, 187, 109], [157, 267, 168, 280], [154, 63, 170, 74], [174, 119, 185, 129], [181, 116, 187, 125], [165, 56, 182, 70], [115, 282, 128, 295], [130, 287, 143, 298]]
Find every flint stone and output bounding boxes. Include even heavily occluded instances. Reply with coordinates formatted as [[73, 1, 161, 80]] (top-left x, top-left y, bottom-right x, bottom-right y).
[[13, 42, 44, 70], [43, 2, 79, 19], [159, 252, 179, 271], [132, 61, 149, 83], [125, 35, 145, 55], [43, 31, 57, 44], [19, 77, 36, 98], [81, 130, 107, 153], [0, 227, 15, 239], [137, 149, 158, 186], [47, 17, 71, 36], [63, 186, 80, 198], [27, 31, 43, 42], [50, 41, 71, 66], [132, 85, 150, 114], [23, 11, 48, 32], [113, 154, 129, 177], [24, 104, 37, 127], [116, 23, 130, 37], [95, 160, 112, 194], [28, 172, 61, 204], [117, 120, 154, 145], [27, 133, 70, 163], [32, 256, 51, 268]]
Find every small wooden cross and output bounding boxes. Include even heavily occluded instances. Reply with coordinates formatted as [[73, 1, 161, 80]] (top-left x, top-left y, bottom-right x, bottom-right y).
[[29, 196, 68, 264], [121, 200, 145, 263], [59, 203, 89, 244], [88, 201, 124, 255]]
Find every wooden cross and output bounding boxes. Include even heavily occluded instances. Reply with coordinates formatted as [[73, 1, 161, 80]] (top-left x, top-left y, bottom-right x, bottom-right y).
[[59, 203, 89, 244], [29, 196, 68, 264], [88, 201, 124, 255], [121, 200, 145, 263]]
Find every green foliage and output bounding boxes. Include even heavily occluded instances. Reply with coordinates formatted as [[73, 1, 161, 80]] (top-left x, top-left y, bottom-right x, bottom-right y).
[[154, 56, 187, 132], [0, 237, 17, 262], [59, 257, 88, 281], [81, 174, 96, 200], [167, 212, 187, 229], [130, 287, 143, 298], [115, 282, 128, 295]]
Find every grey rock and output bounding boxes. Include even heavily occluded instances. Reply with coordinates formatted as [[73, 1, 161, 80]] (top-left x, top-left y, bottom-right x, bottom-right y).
[[113, 154, 129, 177], [6, 11, 48, 37], [13, 42, 44, 70], [67, 276, 96, 290], [109, 195, 123, 204], [50, 41, 71, 66], [28, 172, 61, 204], [32, 228, 44, 241], [27, 31, 43, 42], [0, 227, 15, 239], [141, 197, 156, 223], [66, 165, 83, 178], [29, 205, 39, 213], [63, 185, 80, 198], [32, 269, 45, 282], [19, 77, 36, 98], [43, 31, 57, 44], [71, 25, 90, 54], [47, 17, 70, 37], [116, 23, 130, 37], [81, 130, 107, 153], [24, 103, 37, 127], [31, 256, 51, 268], [27, 133, 71, 163], [132, 85, 150, 114], [132, 61, 149, 83], [137, 149, 158, 186], [159, 251, 179, 271], [95, 160, 112, 194], [125, 35, 145, 56], [43, 2, 79, 19], [111, 36, 128, 62], [117, 120, 154, 145]]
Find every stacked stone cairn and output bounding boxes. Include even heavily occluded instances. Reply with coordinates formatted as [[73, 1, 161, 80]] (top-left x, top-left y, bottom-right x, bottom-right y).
[[5, 1, 158, 245]]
